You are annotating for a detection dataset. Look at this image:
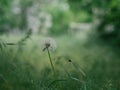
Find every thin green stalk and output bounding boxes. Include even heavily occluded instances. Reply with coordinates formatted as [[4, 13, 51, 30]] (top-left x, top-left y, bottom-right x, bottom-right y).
[[46, 48, 56, 76]]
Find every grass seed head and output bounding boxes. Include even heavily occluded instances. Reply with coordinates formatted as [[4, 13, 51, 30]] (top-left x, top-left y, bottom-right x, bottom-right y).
[[42, 37, 57, 51]]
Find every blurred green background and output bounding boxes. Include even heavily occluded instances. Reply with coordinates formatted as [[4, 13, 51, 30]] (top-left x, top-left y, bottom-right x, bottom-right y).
[[0, 0, 120, 90]]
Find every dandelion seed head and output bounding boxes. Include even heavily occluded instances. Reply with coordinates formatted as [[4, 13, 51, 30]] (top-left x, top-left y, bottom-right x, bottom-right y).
[[42, 37, 57, 51]]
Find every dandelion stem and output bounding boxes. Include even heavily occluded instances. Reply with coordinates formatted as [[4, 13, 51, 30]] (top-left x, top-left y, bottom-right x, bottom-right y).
[[46, 48, 56, 76]]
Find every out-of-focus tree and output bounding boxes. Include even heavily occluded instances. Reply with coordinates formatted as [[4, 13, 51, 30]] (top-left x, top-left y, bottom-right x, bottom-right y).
[[68, 0, 112, 14], [47, 7, 73, 35], [43, 0, 73, 35], [97, 0, 120, 46], [0, 0, 72, 34], [0, 0, 33, 33], [0, 0, 13, 33], [17, 0, 33, 31], [68, 0, 120, 46], [68, 0, 94, 22]]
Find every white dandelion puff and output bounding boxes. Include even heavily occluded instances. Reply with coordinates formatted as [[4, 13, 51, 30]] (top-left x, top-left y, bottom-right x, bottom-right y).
[[42, 37, 57, 51], [41, 37, 57, 75]]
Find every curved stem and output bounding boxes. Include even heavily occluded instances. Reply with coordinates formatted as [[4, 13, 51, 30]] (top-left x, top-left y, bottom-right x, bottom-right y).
[[47, 48, 56, 76]]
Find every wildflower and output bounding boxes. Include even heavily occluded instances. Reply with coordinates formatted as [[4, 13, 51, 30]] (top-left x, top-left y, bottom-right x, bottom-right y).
[[42, 37, 57, 51], [41, 37, 56, 76]]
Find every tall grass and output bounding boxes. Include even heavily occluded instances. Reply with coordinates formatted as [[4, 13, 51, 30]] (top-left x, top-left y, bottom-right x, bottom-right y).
[[0, 31, 120, 90]]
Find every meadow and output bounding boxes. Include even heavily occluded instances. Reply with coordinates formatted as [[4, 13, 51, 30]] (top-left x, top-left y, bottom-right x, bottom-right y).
[[0, 30, 120, 90]]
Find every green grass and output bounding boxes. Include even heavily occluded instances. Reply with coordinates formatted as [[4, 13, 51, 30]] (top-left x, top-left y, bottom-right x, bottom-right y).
[[0, 31, 120, 90]]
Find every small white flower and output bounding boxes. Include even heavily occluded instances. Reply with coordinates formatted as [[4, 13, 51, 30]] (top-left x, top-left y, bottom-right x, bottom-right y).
[[42, 37, 57, 51]]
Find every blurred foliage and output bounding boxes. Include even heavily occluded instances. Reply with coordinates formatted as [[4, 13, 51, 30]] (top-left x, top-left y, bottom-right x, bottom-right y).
[[0, 0, 33, 34], [68, 0, 112, 14], [18, 0, 33, 30], [0, 0, 95, 35], [47, 7, 73, 35], [0, 0, 13, 33], [97, 0, 120, 46], [74, 11, 93, 22], [68, 0, 120, 47], [68, 0, 93, 22], [0, 0, 120, 45]]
